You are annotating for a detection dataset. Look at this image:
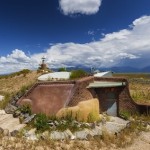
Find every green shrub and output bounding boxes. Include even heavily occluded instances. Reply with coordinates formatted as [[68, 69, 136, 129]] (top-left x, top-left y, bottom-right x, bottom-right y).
[[34, 113, 49, 132], [0, 69, 31, 79], [87, 112, 100, 123], [55, 119, 89, 132], [70, 69, 87, 79], [58, 67, 67, 72], [19, 104, 32, 115], [120, 110, 131, 120], [19, 82, 34, 95], [20, 69, 31, 77], [31, 112, 90, 133]]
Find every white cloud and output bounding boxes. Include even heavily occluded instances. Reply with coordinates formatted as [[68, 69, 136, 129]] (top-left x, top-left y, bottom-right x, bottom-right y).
[[59, 0, 102, 15], [102, 29, 131, 41], [1, 15, 150, 74], [0, 49, 37, 74], [133, 16, 150, 26]]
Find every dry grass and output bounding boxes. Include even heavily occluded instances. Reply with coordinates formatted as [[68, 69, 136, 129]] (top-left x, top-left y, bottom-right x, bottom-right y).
[[113, 73, 150, 79], [0, 71, 41, 109], [114, 73, 150, 104], [129, 82, 150, 104], [0, 71, 40, 94], [0, 125, 139, 150]]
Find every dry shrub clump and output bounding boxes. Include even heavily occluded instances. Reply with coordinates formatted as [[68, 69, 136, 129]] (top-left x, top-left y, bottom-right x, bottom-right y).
[[56, 98, 100, 122]]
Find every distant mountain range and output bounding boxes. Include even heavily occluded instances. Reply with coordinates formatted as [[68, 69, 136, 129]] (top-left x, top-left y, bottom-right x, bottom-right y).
[[0, 66, 150, 76], [101, 66, 150, 73], [103, 66, 150, 73], [61, 66, 150, 73]]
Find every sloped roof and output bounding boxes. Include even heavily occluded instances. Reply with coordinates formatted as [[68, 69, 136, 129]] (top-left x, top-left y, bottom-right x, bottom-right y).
[[87, 81, 126, 88]]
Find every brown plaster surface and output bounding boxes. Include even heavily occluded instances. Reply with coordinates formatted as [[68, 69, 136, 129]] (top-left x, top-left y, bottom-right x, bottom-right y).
[[18, 84, 75, 115]]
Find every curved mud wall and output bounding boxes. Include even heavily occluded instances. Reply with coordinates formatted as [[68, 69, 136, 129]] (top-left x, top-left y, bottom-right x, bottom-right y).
[[68, 77, 94, 106], [17, 76, 149, 116]]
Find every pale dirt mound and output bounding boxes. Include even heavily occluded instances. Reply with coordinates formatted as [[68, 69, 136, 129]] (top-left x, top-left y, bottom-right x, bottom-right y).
[[0, 110, 26, 132]]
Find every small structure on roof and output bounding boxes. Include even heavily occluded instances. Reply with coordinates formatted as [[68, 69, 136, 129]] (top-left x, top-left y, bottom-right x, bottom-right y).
[[94, 71, 113, 78], [37, 57, 50, 73]]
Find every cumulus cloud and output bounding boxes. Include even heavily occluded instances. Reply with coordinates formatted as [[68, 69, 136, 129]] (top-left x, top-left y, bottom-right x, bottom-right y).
[[0, 15, 150, 74], [0, 49, 37, 74], [59, 0, 102, 15]]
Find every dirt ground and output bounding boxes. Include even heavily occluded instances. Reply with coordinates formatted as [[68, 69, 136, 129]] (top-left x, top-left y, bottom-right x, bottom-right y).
[[0, 131, 149, 150], [121, 131, 150, 150]]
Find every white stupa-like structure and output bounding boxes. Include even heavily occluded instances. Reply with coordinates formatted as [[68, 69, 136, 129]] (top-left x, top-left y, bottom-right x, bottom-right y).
[[38, 72, 71, 81]]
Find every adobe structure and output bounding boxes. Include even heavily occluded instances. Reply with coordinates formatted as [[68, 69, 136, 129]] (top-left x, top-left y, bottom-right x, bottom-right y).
[[17, 76, 150, 116]]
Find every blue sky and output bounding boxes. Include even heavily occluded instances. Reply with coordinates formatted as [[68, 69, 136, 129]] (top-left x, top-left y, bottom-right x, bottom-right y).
[[0, 0, 150, 74]]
